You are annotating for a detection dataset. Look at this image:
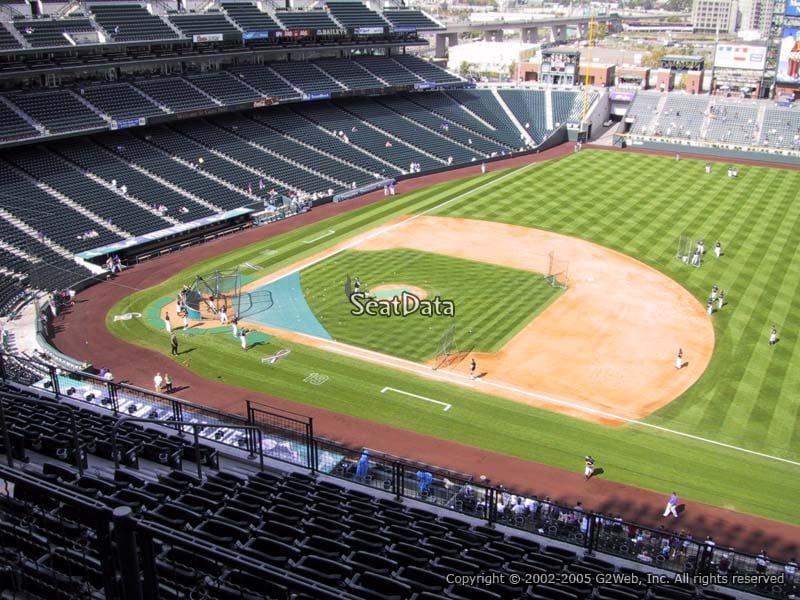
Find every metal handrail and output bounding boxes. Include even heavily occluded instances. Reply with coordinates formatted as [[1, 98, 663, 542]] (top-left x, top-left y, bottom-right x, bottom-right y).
[[111, 416, 264, 479]]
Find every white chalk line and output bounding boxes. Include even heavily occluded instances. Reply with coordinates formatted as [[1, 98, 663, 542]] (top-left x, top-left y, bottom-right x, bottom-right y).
[[321, 343, 474, 387], [317, 339, 798, 467], [250, 161, 800, 468], [302, 229, 336, 244], [381, 386, 452, 411]]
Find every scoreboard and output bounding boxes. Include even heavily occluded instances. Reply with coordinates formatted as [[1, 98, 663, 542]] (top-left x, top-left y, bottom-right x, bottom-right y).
[[541, 50, 580, 85]]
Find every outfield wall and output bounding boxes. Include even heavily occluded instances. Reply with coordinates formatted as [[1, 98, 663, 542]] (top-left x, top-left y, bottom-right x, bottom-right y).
[[617, 135, 800, 166]]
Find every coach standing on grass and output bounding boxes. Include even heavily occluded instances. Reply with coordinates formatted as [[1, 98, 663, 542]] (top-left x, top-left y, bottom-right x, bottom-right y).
[[170, 333, 179, 356]]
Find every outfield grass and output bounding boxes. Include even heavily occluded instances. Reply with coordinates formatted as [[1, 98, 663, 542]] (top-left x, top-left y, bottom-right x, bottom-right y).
[[300, 249, 561, 362], [109, 151, 800, 524]]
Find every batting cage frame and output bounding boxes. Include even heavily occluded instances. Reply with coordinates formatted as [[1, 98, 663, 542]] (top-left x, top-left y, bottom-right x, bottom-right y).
[[184, 268, 242, 320], [676, 234, 702, 268], [432, 324, 459, 371], [544, 251, 569, 289]]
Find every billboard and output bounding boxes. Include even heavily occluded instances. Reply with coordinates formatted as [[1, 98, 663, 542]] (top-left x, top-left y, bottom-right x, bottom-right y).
[[714, 44, 766, 70], [777, 28, 800, 83], [787, 0, 800, 17]]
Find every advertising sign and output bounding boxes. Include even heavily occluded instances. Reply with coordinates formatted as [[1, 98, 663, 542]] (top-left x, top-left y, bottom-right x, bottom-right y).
[[777, 28, 800, 83], [714, 44, 766, 70]]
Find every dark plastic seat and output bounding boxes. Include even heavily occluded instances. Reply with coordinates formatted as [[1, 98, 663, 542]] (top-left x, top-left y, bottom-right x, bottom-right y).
[[382, 523, 422, 544], [348, 571, 412, 600], [344, 529, 392, 553], [485, 540, 526, 561], [446, 583, 502, 600], [543, 545, 578, 563], [291, 554, 352, 584], [345, 550, 398, 575], [386, 542, 435, 567], [420, 536, 462, 557], [267, 503, 307, 524], [253, 520, 305, 543], [529, 584, 578, 600], [223, 568, 289, 599], [302, 515, 349, 538], [241, 535, 301, 566], [42, 462, 79, 482], [214, 505, 261, 528], [147, 503, 204, 529], [193, 518, 250, 546], [430, 555, 480, 577], [346, 513, 384, 533], [395, 565, 448, 593], [297, 534, 350, 559], [447, 528, 489, 549], [461, 548, 504, 570]]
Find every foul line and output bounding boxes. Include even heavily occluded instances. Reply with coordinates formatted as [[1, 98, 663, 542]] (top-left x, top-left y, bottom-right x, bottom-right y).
[[303, 229, 336, 244], [317, 342, 798, 467], [247, 159, 799, 468], [382, 387, 452, 412], [322, 343, 474, 387]]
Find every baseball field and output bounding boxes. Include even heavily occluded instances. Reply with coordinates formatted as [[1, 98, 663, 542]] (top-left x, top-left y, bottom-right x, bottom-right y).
[[107, 149, 800, 526]]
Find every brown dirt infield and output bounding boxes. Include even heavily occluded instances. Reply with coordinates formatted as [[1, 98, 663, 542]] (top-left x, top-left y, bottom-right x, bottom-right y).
[[51, 145, 800, 558]]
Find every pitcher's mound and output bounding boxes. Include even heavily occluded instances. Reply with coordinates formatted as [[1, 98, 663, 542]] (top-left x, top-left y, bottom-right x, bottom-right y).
[[371, 284, 428, 304]]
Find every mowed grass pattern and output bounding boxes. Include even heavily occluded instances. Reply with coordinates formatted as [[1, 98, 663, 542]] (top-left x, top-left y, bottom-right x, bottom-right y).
[[437, 151, 800, 459], [300, 249, 561, 362], [109, 153, 800, 522]]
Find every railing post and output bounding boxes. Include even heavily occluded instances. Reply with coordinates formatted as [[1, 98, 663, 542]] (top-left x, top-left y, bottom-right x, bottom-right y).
[[138, 528, 159, 600], [48, 365, 60, 397], [0, 352, 7, 383], [487, 488, 497, 525], [394, 461, 403, 501], [193, 426, 202, 480], [113, 506, 143, 600], [69, 410, 84, 477], [0, 398, 14, 468], [307, 418, 316, 473], [585, 512, 596, 554]]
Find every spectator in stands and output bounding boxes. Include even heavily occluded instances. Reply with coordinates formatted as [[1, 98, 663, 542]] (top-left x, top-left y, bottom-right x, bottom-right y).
[[354, 449, 369, 481], [416, 470, 433, 494], [785, 557, 798, 584]]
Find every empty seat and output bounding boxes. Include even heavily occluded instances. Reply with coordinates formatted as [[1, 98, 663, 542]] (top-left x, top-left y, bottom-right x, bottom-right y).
[[241, 535, 300, 566], [348, 571, 413, 600], [345, 550, 398, 575], [291, 554, 352, 585]]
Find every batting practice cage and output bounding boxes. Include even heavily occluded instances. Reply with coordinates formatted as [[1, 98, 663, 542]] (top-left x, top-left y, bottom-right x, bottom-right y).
[[544, 251, 570, 289], [676, 234, 702, 268], [183, 268, 242, 320], [432, 324, 459, 370]]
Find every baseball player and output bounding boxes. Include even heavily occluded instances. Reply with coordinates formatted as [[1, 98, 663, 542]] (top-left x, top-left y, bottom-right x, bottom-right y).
[[675, 348, 683, 370], [662, 491, 680, 518], [691, 249, 701, 266], [717, 291, 725, 310], [470, 358, 477, 380], [705, 163, 711, 174], [164, 313, 171, 333], [584, 455, 596, 480], [714, 241, 722, 258], [707, 300, 714, 316], [769, 326, 778, 346], [711, 285, 719, 301]]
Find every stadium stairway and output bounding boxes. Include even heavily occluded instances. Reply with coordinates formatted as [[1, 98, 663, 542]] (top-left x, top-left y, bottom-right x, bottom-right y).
[[220, 112, 379, 188], [334, 98, 454, 165], [141, 126, 289, 200], [171, 119, 332, 194], [95, 132, 253, 213]]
